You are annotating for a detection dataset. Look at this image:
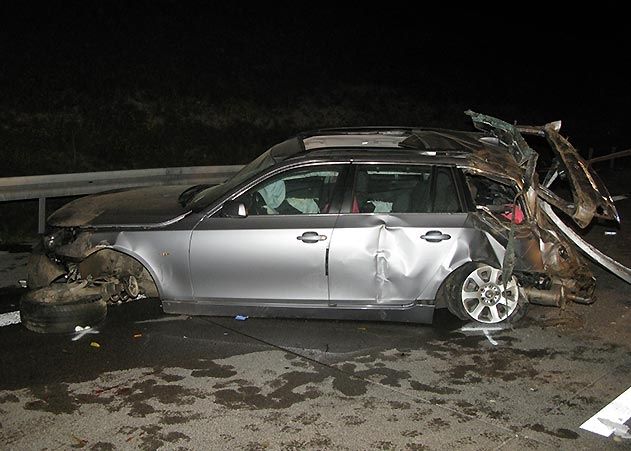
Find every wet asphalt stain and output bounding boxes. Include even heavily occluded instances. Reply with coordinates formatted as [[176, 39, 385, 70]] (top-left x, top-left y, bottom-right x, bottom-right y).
[[278, 433, 334, 450], [137, 424, 190, 451], [23, 375, 207, 421], [403, 444, 429, 451], [208, 355, 411, 409], [332, 372, 368, 397], [25, 383, 79, 414], [190, 361, 238, 378], [113, 425, 190, 450], [526, 423, 579, 439], [408, 407, 435, 422], [401, 429, 423, 438], [89, 442, 116, 451], [160, 410, 203, 425], [372, 440, 396, 450], [389, 400, 411, 410], [454, 400, 477, 416], [409, 380, 461, 395], [213, 370, 324, 409], [335, 362, 411, 393], [427, 417, 450, 430], [262, 410, 289, 426], [341, 414, 366, 426], [294, 411, 320, 425], [90, 378, 203, 417], [416, 334, 557, 384]]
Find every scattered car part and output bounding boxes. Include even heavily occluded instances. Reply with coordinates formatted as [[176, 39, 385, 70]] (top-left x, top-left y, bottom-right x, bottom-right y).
[[20, 281, 107, 333]]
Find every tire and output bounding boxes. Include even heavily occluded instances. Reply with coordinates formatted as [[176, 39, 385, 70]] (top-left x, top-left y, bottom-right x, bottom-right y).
[[444, 262, 528, 324], [20, 283, 107, 334]]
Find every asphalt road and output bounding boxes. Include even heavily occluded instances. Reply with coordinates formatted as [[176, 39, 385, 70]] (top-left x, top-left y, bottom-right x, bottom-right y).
[[1, 199, 630, 450]]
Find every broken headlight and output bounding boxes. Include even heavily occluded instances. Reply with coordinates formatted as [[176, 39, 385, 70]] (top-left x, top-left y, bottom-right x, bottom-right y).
[[43, 228, 73, 252]]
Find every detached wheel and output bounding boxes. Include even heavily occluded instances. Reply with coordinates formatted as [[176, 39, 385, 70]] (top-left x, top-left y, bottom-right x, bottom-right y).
[[445, 263, 527, 324], [20, 282, 107, 334]]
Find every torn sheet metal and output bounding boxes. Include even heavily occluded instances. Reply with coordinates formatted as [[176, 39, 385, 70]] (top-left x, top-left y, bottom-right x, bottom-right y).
[[466, 110, 537, 168], [521, 123, 619, 228], [541, 201, 631, 284], [26, 253, 66, 289]]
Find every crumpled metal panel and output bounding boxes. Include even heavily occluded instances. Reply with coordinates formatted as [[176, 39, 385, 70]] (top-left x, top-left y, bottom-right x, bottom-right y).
[[327, 213, 503, 304], [26, 254, 66, 289], [466, 110, 538, 168], [541, 201, 631, 284], [541, 125, 619, 227]]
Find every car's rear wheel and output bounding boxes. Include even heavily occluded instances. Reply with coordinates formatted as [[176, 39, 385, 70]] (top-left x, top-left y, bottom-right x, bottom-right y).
[[445, 263, 527, 324], [20, 282, 107, 334]]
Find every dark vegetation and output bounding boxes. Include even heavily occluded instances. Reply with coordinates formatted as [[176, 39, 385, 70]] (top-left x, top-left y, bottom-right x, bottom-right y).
[[1, 4, 629, 242]]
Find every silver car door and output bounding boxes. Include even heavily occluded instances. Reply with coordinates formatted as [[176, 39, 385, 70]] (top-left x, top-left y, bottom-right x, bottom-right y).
[[189, 164, 346, 304], [328, 165, 471, 305]]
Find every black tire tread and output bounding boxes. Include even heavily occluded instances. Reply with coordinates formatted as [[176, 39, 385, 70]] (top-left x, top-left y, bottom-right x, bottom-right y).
[[20, 287, 107, 334]]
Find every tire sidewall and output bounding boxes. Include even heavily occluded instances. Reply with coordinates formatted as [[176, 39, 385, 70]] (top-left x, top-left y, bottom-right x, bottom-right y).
[[20, 285, 107, 334]]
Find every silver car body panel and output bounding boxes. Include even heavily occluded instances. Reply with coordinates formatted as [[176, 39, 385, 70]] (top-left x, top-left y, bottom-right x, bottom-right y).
[[190, 215, 334, 302], [161, 297, 435, 323], [328, 213, 501, 304], [109, 230, 194, 300]]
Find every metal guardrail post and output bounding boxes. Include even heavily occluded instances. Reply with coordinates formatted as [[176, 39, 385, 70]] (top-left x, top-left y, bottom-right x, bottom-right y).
[[38, 198, 46, 234]]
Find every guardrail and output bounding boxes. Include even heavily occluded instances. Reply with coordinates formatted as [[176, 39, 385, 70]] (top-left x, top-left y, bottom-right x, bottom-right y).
[[0, 165, 244, 233]]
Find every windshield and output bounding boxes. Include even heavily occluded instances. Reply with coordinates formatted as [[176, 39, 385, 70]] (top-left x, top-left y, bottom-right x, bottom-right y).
[[186, 150, 274, 211], [187, 137, 304, 211]]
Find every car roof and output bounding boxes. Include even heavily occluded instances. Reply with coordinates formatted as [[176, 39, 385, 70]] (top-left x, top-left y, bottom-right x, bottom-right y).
[[265, 127, 508, 167], [301, 127, 484, 153]]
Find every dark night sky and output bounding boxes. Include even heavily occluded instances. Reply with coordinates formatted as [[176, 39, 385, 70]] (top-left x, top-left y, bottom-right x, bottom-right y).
[[2, 3, 630, 158]]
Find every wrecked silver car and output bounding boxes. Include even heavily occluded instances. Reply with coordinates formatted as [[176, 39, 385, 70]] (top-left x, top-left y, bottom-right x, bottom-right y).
[[21, 111, 628, 333]]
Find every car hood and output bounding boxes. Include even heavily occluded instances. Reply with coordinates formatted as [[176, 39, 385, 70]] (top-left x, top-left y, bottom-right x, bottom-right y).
[[47, 185, 193, 228]]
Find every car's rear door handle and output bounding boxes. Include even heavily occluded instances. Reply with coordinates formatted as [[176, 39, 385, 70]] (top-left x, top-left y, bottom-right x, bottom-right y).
[[297, 231, 327, 243], [421, 230, 451, 242]]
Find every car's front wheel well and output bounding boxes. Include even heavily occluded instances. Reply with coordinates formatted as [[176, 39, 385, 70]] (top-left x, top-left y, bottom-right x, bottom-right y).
[[435, 261, 486, 309], [78, 249, 159, 299]]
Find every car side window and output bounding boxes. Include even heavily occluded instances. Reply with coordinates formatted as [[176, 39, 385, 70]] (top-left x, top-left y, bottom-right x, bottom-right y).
[[236, 166, 343, 215], [432, 167, 461, 213], [351, 165, 461, 213], [465, 174, 524, 223]]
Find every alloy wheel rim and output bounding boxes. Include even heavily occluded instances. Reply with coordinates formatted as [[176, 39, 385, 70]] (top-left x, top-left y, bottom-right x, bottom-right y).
[[460, 266, 518, 323]]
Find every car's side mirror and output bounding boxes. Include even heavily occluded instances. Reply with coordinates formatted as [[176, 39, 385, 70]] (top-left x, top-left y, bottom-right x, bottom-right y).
[[221, 201, 248, 218]]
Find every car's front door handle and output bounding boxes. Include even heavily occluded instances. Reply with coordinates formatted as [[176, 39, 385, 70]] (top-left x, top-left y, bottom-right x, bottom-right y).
[[297, 231, 327, 243], [421, 230, 451, 242]]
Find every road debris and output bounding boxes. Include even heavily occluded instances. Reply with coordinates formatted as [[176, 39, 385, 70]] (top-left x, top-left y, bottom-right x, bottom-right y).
[[581, 386, 631, 438], [234, 315, 248, 321], [72, 325, 99, 341], [0, 311, 21, 327]]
